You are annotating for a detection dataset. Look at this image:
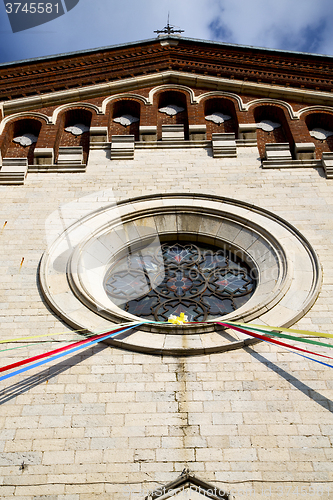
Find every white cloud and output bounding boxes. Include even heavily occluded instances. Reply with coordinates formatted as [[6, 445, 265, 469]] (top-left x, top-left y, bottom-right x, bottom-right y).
[[209, 0, 333, 54], [1, 0, 333, 63]]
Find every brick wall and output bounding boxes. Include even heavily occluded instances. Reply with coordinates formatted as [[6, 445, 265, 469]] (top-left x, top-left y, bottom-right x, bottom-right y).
[[2, 37, 333, 101], [2, 86, 333, 162]]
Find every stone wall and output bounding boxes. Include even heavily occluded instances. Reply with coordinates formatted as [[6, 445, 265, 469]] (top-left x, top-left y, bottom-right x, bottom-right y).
[[0, 146, 332, 499]]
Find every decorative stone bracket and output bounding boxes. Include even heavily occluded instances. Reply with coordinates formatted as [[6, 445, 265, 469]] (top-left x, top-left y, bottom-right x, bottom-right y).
[[0, 158, 28, 185], [89, 127, 108, 146], [265, 143, 292, 160], [262, 142, 324, 172], [139, 125, 157, 142], [161, 124, 185, 141], [34, 147, 54, 165], [57, 146, 84, 165], [238, 123, 257, 141], [322, 152, 333, 179], [189, 124, 206, 141], [211, 133, 237, 158], [110, 135, 135, 160], [294, 142, 316, 160]]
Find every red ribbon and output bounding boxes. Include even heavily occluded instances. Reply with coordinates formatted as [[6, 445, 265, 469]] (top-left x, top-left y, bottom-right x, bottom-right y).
[[219, 322, 333, 361], [0, 326, 131, 375]]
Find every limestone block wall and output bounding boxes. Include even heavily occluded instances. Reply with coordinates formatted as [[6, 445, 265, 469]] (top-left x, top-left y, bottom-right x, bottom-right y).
[[0, 146, 332, 499]]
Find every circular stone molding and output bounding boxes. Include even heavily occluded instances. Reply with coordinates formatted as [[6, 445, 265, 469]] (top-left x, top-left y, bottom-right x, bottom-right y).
[[40, 194, 321, 355]]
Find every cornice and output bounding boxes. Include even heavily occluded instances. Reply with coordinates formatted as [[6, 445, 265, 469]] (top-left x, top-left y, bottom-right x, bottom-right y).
[[2, 71, 333, 117], [3, 34, 333, 69], [1, 38, 333, 102]]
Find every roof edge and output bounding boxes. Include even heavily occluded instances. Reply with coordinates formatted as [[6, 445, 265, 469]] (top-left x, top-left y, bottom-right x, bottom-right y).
[[1, 34, 333, 68]]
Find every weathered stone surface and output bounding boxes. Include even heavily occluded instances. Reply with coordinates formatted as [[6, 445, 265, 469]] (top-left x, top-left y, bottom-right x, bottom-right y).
[[1, 135, 333, 499]]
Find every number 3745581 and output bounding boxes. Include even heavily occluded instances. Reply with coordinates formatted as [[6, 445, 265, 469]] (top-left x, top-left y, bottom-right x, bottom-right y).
[[5, 3, 59, 14]]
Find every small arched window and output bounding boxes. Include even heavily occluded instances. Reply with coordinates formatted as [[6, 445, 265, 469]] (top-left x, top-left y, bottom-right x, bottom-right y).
[[204, 97, 238, 139], [157, 90, 189, 140], [56, 108, 92, 164], [253, 105, 292, 159], [110, 100, 141, 140], [2, 118, 42, 165], [305, 112, 333, 157]]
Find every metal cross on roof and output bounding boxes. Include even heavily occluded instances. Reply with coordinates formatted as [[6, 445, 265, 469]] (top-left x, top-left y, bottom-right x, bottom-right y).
[[154, 15, 184, 35]]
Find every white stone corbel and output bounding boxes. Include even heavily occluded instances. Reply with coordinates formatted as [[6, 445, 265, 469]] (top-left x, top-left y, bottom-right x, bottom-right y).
[[34, 148, 54, 165], [110, 135, 135, 160], [89, 127, 108, 145], [139, 125, 157, 142], [294, 142, 316, 160], [322, 152, 333, 179], [57, 146, 83, 165], [161, 124, 185, 141], [265, 143, 292, 160], [0, 157, 28, 185], [189, 124, 206, 141], [211, 133, 237, 157]]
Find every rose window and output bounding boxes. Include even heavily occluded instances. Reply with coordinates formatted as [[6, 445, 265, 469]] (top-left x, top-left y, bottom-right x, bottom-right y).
[[104, 242, 256, 322]]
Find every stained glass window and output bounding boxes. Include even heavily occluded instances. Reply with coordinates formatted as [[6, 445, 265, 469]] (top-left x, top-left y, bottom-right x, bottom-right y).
[[104, 242, 256, 322]]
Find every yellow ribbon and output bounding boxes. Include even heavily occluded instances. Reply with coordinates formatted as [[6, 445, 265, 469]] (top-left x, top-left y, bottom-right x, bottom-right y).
[[0, 322, 138, 345], [232, 322, 333, 339]]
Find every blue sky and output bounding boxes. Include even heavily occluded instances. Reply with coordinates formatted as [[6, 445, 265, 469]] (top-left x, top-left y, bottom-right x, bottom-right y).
[[1, 0, 333, 64]]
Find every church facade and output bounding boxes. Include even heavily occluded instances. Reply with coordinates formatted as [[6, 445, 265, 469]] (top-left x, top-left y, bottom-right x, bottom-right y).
[[0, 35, 332, 499]]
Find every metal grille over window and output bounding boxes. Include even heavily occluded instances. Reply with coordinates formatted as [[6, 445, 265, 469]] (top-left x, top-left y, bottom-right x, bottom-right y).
[[104, 243, 256, 322]]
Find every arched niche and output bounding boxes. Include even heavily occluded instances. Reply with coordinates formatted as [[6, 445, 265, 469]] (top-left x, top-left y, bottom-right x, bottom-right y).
[[157, 90, 189, 140], [304, 112, 333, 157], [2, 118, 42, 165], [55, 108, 92, 164], [109, 99, 141, 140], [203, 97, 238, 139], [253, 105, 293, 159]]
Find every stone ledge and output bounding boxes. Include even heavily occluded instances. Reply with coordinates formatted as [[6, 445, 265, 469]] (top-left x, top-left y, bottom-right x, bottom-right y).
[[28, 163, 86, 173], [262, 159, 321, 169]]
